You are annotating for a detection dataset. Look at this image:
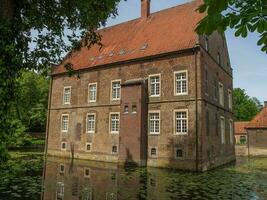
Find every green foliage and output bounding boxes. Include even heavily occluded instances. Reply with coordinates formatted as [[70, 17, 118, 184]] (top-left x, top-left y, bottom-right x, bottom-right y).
[[196, 0, 267, 53], [16, 71, 49, 132], [0, 0, 121, 163], [233, 88, 262, 121]]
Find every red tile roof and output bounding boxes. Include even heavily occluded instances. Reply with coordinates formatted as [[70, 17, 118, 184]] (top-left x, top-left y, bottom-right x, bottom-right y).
[[52, 0, 204, 75], [246, 106, 267, 129], [235, 122, 249, 135]]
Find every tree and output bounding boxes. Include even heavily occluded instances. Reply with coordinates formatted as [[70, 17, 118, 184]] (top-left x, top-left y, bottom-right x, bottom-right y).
[[0, 0, 121, 163], [16, 71, 49, 132], [233, 88, 262, 121], [196, 0, 267, 53]]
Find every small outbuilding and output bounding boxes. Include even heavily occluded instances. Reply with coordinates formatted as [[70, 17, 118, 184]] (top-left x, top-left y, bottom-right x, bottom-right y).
[[246, 104, 267, 156], [234, 121, 249, 145]]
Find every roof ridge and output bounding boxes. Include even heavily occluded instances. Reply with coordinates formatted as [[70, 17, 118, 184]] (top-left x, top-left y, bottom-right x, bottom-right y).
[[97, 0, 198, 33]]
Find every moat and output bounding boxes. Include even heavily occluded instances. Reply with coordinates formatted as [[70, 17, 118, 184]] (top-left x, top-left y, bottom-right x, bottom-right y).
[[1, 150, 267, 200]]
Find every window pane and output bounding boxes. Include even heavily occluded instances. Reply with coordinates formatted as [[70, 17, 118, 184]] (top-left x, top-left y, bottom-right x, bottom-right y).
[[149, 112, 160, 134], [89, 84, 97, 102], [63, 87, 71, 104], [87, 115, 95, 133], [110, 114, 119, 133], [112, 81, 121, 100], [175, 72, 187, 94], [175, 111, 187, 134], [62, 115, 68, 131], [150, 76, 160, 96]]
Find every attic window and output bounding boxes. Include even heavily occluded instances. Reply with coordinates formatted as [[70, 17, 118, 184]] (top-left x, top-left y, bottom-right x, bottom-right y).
[[98, 55, 103, 60], [119, 49, 126, 55], [140, 44, 148, 50], [89, 57, 94, 61]]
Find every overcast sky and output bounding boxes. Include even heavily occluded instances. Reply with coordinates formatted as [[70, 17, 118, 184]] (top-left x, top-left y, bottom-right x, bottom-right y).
[[105, 0, 267, 103]]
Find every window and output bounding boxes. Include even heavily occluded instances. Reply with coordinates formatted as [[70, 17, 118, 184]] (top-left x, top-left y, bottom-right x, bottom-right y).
[[229, 119, 234, 144], [228, 89, 233, 110], [219, 82, 224, 106], [85, 143, 92, 152], [174, 71, 188, 95], [206, 110, 210, 136], [124, 105, 129, 113], [112, 145, 118, 154], [217, 52, 221, 65], [205, 36, 209, 52], [63, 87, 71, 105], [132, 105, 137, 114], [215, 114, 219, 136], [110, 113, 120, 134], [86, 114, 95, 133], [213, 78, 218, 100], [174, 148, 183, 159], [84, 168, 90, 178], [205, 68, 208, 95], [56, 182, 64, 200], [88, 83, 97, 102], [220, 116, 225, 144], [61, 142, 67, 150], [149, 74, 160, 97], [174, 110, 188, 134], [149, 111, 160, 135], [59, 164, 65, 174], [111, 80, 121, 100], [150, 147, 157, 158], [61, 114, 69, 132]]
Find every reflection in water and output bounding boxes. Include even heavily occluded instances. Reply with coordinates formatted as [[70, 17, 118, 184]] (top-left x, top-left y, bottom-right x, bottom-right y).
[[42, 157, 267, 200]]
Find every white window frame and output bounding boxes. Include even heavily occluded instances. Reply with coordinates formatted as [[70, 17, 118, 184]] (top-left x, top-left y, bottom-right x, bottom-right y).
[[220, 116, 225, 144], [56, 182, 64, 199], [148, 111, 160, 135], [205, 36, 209, 52], [85, 143, 92, 152], [61, 114, 69, 133], [149, 74, 161, 97], [213, 78, 218, 101], [174, 70, 188, 96], [61, 142, 67, 151], [109, 112, 120, 134], [63, 86, 71, 105], [110, 80, 121, 101], [149, 146, 158, 158], [88, 83, 97, 103], [228, 89, 233, 110], [59, 164, 65, 174], [86, 113, 96, 134], [111, 145, 118, 154], [174, 109, 188, 135], [219, 82, 224, 107], [229, 119, 234, 144]]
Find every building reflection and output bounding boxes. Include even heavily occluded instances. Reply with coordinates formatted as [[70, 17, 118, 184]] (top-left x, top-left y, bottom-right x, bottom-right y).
[[42, 157, 152, 200]]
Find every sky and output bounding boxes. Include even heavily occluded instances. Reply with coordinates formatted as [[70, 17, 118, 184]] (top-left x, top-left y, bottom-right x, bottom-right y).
[[105, 0, 267, 103]]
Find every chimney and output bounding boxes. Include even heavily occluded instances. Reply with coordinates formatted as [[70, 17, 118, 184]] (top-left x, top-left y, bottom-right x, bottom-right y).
[[141, 0, 150, 19], [264, 101, 267, 107]]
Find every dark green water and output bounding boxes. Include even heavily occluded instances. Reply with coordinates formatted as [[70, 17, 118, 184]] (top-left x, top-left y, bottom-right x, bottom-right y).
[[1, 151, 267, 200]]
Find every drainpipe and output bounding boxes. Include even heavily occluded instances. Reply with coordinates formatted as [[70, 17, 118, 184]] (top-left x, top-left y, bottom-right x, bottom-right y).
[[194, 44, 200, 172]]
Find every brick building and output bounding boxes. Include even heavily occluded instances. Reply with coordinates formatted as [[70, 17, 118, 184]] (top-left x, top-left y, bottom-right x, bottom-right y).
[[46, 0, 235, 171], [246, 103, 267, 156]]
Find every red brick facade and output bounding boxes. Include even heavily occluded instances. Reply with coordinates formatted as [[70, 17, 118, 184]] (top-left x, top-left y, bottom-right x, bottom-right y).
[[45, 0, 235, 171]]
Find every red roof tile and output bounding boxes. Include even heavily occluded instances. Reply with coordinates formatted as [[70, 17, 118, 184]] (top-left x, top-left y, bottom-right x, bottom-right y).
[[246, 106, 267, 129], [53, 0, 204, 75], [235, 122, 249, 135]]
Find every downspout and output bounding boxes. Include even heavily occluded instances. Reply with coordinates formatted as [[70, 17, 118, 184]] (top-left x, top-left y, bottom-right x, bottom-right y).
[[194, 44, 200, 172]]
